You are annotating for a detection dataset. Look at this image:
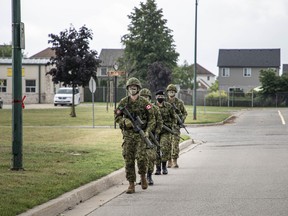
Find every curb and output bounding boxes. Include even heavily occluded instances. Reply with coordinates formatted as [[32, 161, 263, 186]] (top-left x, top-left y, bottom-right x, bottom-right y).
[[18, 168, 126, 216], [18, 139, 196, 216]]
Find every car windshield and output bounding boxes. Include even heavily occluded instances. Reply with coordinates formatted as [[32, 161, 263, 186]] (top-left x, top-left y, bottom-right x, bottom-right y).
[[57, 89, 73, 94]]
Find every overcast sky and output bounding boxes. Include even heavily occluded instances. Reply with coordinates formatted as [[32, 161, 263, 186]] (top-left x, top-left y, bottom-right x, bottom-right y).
[[1, 0, 288, 75]]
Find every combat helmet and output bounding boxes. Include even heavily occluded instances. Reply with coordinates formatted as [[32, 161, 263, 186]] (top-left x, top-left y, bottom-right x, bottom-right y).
[[166, 84, 177, 92], [139, 88, 152, 98], [126, 77, 142, 89]]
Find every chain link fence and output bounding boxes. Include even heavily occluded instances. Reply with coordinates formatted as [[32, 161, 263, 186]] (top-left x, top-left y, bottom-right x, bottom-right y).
[[84, 86, 288, 108]]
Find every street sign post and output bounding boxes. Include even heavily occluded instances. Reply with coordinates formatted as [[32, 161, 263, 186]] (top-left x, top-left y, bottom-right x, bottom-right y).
[[89, 77, 96, 128], [108, 70, 125, 129]]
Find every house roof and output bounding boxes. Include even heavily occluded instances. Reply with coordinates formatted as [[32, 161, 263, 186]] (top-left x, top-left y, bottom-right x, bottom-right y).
[[217, 49, 280, 67], [0, 58, 49, 65], [193, 63, 216, 76], [29, 47, 55, 59], [99, 49, 124, 67]]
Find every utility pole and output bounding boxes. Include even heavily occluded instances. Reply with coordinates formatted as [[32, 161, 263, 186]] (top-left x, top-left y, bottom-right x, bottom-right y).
[[193, 0, 198, 120], [12, 0, 24, 170]]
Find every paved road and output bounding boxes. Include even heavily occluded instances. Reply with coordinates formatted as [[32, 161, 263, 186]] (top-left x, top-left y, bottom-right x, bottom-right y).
[[75, 108, 288, 216]]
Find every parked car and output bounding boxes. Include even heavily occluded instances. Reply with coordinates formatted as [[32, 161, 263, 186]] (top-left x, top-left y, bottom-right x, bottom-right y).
[[0, 97, 3, 109], [53, 87, 80, 106]]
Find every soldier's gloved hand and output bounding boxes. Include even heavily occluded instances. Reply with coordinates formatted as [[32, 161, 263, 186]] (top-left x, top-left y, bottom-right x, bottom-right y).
[[144, 131, 149, 138], [124, 119, 133, 128]]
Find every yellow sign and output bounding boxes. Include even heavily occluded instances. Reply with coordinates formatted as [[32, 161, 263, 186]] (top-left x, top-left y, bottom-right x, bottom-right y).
[[7, 68, 25, 77], [108, 71, 125, 76]]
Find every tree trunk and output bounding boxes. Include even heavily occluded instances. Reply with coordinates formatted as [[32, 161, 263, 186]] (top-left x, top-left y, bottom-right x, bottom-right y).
[[70, 85, 76, 117]]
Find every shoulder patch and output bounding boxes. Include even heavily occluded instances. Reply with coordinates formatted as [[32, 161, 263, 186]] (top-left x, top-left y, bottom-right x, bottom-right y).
[[146, 104, 152, 110]]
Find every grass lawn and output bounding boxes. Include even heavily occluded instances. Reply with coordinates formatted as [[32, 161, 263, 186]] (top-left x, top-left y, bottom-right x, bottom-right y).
[[0, 103, 241, 216]]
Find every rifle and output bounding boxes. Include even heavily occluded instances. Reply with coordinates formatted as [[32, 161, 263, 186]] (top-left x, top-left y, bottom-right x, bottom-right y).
[[162, 124, 184, 140], [119, 106, 154, 149], [148, 131, 162, 158], [135, 116, 161, 148], [135, 116, 162, 158], [172, 103, 189, 134]]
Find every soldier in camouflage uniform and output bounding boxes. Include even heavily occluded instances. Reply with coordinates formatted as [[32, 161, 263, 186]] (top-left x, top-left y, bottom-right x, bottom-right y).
[[166, 84, 188, 168], [154, 90, 176, 175], [139, 88, 163, 185], [115, 78, 155, 194]]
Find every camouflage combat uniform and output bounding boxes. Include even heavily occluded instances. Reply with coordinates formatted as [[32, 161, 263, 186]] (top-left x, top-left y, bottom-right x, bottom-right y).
[[155, 91, 176, 175], [139, 88, 163, 185], [166, 84, 188, 168], [147, 104, 163, 174], [115, 96, 155, 183]]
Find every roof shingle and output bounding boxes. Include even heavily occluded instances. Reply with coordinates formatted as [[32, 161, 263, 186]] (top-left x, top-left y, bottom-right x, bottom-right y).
[[217, 49, 280, 67]]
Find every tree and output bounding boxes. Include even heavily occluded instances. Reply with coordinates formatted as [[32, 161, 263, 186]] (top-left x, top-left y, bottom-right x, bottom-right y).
[[259, 69, 288, 105], [0, 43, 27, 58], [147, 61, 172, 93], [209, 80, 219, 92], [259, 68, 281, 96], [0, 43, 12, 57], [172, 61, 194, 89], [46, 25, 100, 117], [121, 0, 179, 85]]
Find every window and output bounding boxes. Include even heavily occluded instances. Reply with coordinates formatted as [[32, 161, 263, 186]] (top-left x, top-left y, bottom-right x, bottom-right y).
[[243, 68, 251, 77], [207, 76, 210, 81], [221, 68, 230, 77], [101, 67, 107, 76], [0, 79, 7, 92], [26, 80, 36, 92]]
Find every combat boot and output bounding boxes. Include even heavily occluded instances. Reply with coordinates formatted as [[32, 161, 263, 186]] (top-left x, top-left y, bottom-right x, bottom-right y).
[[167, 159, 172, 168], [172, 158, 179, 168], [126, 182, 135, 194], [141, 174, 148, 190], [162, 161, 168, 175], [155, 165, 161, 175], [147, 172, 154, 185]]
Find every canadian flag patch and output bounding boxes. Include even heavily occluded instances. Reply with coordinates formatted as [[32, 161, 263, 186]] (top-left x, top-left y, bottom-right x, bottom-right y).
[[146, 104, 152, 110]]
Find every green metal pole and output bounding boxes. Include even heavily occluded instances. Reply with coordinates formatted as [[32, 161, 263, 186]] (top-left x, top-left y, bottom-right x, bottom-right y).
[[12, 0, 23, 170], [193, 0, 198, 120]]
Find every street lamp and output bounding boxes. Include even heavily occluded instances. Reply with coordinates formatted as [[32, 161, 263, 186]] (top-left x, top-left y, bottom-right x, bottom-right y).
[[12, 0, 24, 170], [193, 0, 199, 120]]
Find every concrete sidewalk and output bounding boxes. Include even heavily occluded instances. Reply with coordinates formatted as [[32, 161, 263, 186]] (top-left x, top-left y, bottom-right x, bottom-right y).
[[18, 139, 198, 216]]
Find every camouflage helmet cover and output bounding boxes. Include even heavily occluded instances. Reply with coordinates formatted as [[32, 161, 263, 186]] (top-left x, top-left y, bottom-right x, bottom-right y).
[[166, 84, 177, 92], [126, 77, 142, 89], [139, 88, 152, 98]]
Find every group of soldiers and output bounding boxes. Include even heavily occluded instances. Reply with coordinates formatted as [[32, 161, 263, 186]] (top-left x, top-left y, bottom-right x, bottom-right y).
[[115, 77, 188, 194]]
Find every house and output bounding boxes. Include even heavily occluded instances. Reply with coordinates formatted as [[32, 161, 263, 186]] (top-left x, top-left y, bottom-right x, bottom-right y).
[[217, 49, 280, 93], [29, 47, 55, 59], [97, 48, 124, 85], [0, 57, 54, 104], [193, 63, 216, 90]]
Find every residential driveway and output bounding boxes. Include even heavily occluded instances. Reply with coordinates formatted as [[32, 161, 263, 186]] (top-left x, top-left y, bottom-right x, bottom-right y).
[[80, 108, 288, 216]]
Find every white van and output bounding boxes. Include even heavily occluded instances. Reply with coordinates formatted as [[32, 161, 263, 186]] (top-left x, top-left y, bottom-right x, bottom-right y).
[[53, 87, 80, 106]]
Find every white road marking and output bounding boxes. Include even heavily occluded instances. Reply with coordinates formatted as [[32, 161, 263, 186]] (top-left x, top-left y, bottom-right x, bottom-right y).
[[278, 110, 286, 125]]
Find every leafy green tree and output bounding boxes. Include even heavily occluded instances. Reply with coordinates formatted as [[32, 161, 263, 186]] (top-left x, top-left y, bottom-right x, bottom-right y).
[[172, 61, 194, 89], [209, 80, 219, 92], [121, 0, 179, 85], [147, 61, 172, 93], [0, 44, 12, 57], [259, 68, 281, 96], [46, 25, 100, 117]]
